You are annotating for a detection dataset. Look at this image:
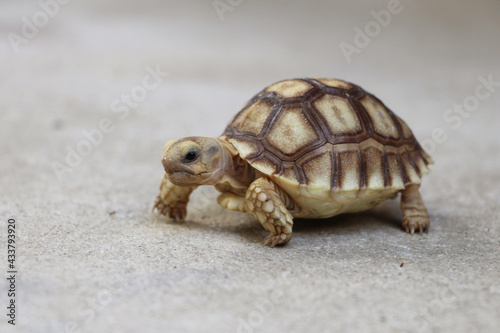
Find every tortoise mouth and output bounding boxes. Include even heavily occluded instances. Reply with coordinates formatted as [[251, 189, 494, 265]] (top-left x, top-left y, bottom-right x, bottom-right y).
[[168, 166, 226, 187], [167, 170, 213, 186], [168, 163, 196, 175]]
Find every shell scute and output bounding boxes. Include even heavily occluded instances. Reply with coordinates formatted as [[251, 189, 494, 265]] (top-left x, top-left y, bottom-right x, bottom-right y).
[[230, 99, 274, 136], [299, 148, 333, 188], [312, 94, 363, 136], [314, 78, 353, 90], [266, 107, 320, 156], [363, 145, 385, 189], [359, 96, 400, 140], [265, 79, 314, 98], [337, 146, 361, 191]]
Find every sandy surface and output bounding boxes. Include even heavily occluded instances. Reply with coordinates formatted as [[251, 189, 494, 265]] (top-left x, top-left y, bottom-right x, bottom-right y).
[[1, 1, 499, 332]]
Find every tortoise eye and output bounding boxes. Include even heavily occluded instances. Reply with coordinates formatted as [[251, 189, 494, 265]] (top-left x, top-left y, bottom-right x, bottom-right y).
[[183, 149, 199, 163]]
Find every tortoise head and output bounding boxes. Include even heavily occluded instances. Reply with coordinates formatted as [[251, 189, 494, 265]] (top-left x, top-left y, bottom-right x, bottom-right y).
[[162, 137, 228, 186]]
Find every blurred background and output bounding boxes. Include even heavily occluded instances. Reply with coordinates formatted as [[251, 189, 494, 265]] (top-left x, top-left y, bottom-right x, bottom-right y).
[[1, 1, 499, 332]]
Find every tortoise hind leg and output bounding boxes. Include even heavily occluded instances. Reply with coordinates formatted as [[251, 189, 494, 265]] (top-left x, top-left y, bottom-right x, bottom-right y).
[[400, 184, 430, 234], [245, 177, 294, 247]]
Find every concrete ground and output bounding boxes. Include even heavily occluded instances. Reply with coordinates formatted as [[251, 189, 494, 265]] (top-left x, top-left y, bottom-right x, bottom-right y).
[[1, 1, 499, 332]]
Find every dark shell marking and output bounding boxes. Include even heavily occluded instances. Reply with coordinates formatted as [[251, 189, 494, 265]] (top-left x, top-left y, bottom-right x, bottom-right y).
[[223, 78, 432, 190]]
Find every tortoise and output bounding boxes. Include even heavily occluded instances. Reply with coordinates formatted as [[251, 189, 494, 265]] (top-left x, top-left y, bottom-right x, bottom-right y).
[[154, 78, 432, 247]]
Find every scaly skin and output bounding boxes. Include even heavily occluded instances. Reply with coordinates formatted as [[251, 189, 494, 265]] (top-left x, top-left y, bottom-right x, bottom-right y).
[[217, 191, 247, 212], [400, 184, 430, 234], [154, 174, 195, 221], [244, 177, 294, 247]]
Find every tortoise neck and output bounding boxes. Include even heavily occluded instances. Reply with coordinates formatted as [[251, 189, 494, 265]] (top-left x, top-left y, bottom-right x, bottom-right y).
[[216, 138, 255, 189]]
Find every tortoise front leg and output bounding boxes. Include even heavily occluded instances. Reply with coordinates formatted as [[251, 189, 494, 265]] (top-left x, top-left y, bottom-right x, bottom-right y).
[[245, 177, 295, 247], [400, 184, 430, 234], [154, 174, 195, 221]]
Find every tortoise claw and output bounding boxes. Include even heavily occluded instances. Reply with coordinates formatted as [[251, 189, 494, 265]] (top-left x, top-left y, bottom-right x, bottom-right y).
[[402, 218, 429, 235], [263, 233, 291, 247], [153, 196, 187, 222]]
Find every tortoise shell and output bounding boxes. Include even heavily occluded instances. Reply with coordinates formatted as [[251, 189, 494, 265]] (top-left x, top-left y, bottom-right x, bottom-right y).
[[222, 78, 431, 194]]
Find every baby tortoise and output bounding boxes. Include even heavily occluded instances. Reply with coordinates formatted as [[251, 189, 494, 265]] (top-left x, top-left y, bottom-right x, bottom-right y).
[[154, 78, 432, 247]]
